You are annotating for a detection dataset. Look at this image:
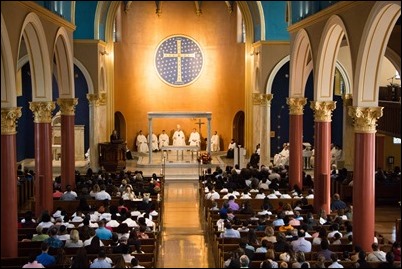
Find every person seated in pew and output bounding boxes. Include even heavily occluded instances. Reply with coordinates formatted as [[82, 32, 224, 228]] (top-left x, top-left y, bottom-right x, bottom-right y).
[[23, 252, 45, 268], [90, 247, 113, 268], [36, 242, 56, 267], [131, 257, 146, 268]]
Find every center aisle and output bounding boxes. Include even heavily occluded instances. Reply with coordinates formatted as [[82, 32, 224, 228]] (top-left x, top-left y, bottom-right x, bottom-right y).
[[156, 181, 215, 268]]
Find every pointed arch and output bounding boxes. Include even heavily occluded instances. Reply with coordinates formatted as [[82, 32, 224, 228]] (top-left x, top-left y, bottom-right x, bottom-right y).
[[265, 55, 289, 94], [385, 47, 401, 81], [73, 58, 95, 95], [289, 29, 312, 97], [315, 15, 349, 101], [54, 27, 74, 98], [1, 13, 17, 107], [19, 12, 52, 101]]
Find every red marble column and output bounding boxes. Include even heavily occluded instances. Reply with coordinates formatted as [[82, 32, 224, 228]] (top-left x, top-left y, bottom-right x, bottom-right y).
[[34, 123, 54, 215], [287, 98, 306, 190], [313, 121, 331, 213], [61, 115, 75, 189], [30, 101, 55, 216], [311, 101, 335, 214], [349, 106, 383, 252], [1, 107, 22, 257], [58, 98, 78, 190]]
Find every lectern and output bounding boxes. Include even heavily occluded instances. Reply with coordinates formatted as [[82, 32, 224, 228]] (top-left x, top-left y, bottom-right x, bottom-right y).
[[99, 142, 126, 172]]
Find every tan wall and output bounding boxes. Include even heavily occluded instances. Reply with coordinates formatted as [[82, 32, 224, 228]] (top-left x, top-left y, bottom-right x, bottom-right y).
[[114, 1, 245, 150]]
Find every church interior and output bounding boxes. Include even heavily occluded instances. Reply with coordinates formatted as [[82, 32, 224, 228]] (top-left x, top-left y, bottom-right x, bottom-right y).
[[1, 1, 401, 268]]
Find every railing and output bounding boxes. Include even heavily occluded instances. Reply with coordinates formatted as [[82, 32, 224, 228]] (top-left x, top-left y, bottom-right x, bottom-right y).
[[378, 101, 401, 138]]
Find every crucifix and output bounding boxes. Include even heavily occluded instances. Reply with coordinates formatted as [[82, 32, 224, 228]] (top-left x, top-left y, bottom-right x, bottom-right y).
[[195, 118, 205, 133]]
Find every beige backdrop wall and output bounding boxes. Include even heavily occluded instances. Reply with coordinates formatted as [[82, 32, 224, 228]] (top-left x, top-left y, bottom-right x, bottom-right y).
[[114, 1, 245, 151]]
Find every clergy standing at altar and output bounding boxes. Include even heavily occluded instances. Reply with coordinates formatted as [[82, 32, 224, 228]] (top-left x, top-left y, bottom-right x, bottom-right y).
[[189, 128, 201, 147], [148, 132, 159, 151], [173, 125, 186, 146], [211, 131, 220, 152], [136, 130, 149, 153], [158, 130, 170, 149]]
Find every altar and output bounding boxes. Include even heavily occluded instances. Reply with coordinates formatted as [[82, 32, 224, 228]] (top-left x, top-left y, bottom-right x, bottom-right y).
[[161, 145, 200, 161], [147, 112, 212, 165]]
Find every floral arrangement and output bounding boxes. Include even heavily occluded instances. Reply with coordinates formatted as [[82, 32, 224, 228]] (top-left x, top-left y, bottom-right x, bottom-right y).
[[198, 152, 212, 164]]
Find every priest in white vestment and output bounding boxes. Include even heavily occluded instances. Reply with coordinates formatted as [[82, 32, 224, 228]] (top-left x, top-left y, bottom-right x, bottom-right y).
[[211, 131, 220, 152], [273, 143, 289, 167], [148, 132, 159, 151], [158, 130, 170, 149], [173, 125, 186, 146], [136, 130, 149, 153], [188, 128, 201, 147]]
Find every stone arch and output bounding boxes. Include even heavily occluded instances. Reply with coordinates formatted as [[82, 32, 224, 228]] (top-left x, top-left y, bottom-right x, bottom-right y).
[[53, 27, 74, 98], [265, 55, 290, 94], [19, 12, 52, 101], [1, 13, 17, 108], [335, 61, 352, 95], [289, 29, 312, 97], [354, 2, 400, 106], [385, 47, 401, 75], [73, 58, 95, 95], [315, 15, 350, 101]]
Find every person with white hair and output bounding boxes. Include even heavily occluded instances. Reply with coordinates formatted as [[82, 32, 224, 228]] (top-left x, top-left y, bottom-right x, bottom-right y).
[[173, 125, 186, 146], [274, 143, 290, 167]]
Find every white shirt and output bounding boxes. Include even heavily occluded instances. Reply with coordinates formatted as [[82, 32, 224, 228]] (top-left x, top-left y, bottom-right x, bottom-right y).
[[211, 133, 220, 151], [173, 130, 186, 146], [147, 133, 159, 151], [159, 132, 170, 148], [94, 190, 111, 200], [136, 134, 149, 153], [188, 131, 201, 146]]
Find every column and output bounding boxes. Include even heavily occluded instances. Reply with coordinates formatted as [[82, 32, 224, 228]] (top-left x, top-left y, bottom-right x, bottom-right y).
[[252, 93, 263, 155], [348, 106, 383, 251], [1, 107, 22, 257], [29, 101, 56, 216], [207, 118, 211, 154], [342, 94, 354, 170], [310, 101, 336, 214], [148, 117, 153, 164], [57, 98, 78, 190], [254, 93, 273, 167], [287, 97, 307, 189], [87, 93, 107, 172]]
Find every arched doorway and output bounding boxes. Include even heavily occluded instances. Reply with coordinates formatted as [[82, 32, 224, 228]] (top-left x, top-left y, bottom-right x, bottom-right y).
[[233, 111, 245, 148], [114, 111, 126, 142]]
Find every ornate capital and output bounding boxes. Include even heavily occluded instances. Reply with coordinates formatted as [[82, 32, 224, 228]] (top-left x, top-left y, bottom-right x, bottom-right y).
[[310, 101, 336, 122], [29, 101, 56, 123], [348, 106, 383, 133], [87, 92, 107, 107], [342, 94, 353, 107], [287, 97, 307, 115], [1, 107, 22, 135], [253, 93, 273, 105], [57, 98, 78, 115]]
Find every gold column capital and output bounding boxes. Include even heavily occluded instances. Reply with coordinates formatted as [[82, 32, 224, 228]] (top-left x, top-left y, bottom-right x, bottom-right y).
[[342, 94, 353, 107], [348, 106, 383, 133], [1, 107, 22, 135], [87, 92, 107, 106], [29, 101, 56, 123], [310, 101, 336, 122], [287, 97, 307, 115], [57, 98, 78, 116], [253, 93, 273, 105]]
